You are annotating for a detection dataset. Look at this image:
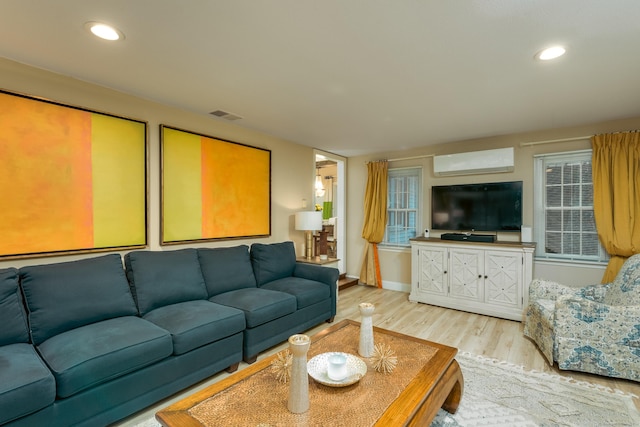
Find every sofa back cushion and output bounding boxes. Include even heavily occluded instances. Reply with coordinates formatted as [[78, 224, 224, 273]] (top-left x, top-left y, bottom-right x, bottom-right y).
[[603, 253, 640, 306], [124, 249, 207, 315], [250, 241, 296, 286], [20, 254, 138, 345], [0, 268, 29, 346], [198, 245, 257, 297]]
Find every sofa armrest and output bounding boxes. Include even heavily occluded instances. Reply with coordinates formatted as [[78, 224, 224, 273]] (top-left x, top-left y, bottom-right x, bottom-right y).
[[529, 278, 581, 301], [293, 263, 339, 286], [293, 263, 339, 317]]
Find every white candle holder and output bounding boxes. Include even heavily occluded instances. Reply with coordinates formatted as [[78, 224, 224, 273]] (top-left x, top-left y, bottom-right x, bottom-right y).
[[287, 334, 310, 414], [359, 302, 375, 357]]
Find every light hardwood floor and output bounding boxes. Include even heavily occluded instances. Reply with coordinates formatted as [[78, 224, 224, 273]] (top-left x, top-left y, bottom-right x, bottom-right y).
[[336, 285, 640, 406], [116, 285, 640, 425]]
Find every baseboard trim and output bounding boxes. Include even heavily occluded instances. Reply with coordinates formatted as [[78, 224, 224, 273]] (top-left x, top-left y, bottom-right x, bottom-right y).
[[342, 276, 410, 293], [381, 280, 410, 293]]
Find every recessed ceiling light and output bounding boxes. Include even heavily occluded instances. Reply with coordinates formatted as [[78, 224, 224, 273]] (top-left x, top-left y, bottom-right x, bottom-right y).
[[535, 46, 566, 61], [84, 21, 124, 41]]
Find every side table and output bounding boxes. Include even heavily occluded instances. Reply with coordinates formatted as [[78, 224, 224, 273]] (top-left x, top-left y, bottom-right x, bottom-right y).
[[296, 256, 340, 269]]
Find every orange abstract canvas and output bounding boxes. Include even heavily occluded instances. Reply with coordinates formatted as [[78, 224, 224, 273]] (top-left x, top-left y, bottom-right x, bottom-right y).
[[161, 125, 270, 244]]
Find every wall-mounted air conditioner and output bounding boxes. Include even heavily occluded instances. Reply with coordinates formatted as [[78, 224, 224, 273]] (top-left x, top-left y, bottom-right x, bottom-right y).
[[433, 147, 514, 176]]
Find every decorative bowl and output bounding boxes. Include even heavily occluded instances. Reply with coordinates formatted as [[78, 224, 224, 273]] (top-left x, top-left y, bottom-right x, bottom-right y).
[[307, 352, 367, 387]]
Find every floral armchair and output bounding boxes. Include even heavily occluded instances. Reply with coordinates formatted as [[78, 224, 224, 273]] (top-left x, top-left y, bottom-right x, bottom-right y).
[[524, 253, 640, 382]]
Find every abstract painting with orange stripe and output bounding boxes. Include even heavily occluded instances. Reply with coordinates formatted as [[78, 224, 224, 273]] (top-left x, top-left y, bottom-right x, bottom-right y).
[[0, 91, 147, 257], [161, 126, 270, 243]]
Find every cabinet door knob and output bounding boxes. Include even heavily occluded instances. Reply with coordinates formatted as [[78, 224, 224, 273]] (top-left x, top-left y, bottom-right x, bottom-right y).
[[478, 274, 482, 278], [484, 275, 488, 279], [444, 270, 447, 274]]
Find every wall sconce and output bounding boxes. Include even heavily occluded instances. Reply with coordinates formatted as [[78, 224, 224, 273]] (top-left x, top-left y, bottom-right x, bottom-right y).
[[295, 211, 323, 259]]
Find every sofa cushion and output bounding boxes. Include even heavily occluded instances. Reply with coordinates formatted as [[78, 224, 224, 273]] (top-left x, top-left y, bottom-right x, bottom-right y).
[[37, 316, 172, 399], [198, 245, 257, 296], [261, 277, 330, 309], [0, 343, 56, 425], [125, 249, 208, 316], [20, 254, 138, 345], [210, 288, 296, 328], [250, 241, 296, 286], [143, 300, 245, 355], [0, 268, 29, 346]]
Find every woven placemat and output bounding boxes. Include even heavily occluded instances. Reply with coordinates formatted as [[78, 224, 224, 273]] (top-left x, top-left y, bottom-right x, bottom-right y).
[[189, 324, 438, 426]]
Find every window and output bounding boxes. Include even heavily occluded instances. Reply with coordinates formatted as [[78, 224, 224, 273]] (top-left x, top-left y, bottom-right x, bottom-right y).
[[533, 150, 607, 262], [382, 167, 421, 247]]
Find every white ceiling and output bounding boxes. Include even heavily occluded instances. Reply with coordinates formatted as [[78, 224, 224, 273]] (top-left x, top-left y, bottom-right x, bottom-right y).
[[1, 1, 639, 157]]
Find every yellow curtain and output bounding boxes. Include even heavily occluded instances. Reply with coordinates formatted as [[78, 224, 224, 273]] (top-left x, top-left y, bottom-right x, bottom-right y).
[[359, 161, 388, 287], [592, 131, 640, 282]]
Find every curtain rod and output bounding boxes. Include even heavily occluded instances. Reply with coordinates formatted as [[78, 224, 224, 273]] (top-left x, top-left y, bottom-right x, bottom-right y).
[[366, 135, 591, 163], [520, 135, 592, 147], [366, 154, 434, 164]]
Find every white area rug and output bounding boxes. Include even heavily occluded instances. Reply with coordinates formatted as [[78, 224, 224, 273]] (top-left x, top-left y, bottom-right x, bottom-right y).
[[134, 352, 640, 427], [432, 352, 640, 427], [131, 419, 160, 427]]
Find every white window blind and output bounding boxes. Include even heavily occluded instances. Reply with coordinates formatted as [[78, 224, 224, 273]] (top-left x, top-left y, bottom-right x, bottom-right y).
[[382, 167, 421, 247], [533, 150, 608, 262]]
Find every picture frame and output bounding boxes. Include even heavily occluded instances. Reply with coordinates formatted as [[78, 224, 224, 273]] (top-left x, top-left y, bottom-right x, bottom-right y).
[[160, 125, 271, 244], [0, 89, 148, 259]]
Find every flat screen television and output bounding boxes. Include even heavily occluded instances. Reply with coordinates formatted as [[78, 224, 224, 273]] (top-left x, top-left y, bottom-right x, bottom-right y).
[[431, 181, 523, 232]]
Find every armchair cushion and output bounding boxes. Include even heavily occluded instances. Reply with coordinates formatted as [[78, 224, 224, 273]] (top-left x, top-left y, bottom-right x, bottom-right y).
[[554, 294, 640, 378]]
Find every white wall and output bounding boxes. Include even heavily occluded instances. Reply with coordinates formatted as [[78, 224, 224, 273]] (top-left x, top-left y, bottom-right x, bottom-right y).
[[534, 261, 606, 286]]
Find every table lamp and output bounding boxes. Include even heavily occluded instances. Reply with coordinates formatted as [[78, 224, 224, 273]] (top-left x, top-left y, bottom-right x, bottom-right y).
[[295, 211, 323, 259]]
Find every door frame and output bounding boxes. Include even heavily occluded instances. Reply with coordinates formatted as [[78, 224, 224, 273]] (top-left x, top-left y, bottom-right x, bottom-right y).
[[314, 150, 346, 273]]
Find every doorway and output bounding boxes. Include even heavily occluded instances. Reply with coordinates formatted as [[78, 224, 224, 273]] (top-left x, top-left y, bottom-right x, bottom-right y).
[[314, 151, 346, 273]]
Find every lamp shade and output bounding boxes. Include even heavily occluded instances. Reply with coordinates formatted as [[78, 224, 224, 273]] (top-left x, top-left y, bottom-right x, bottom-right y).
[[295, 211, 323, 231]]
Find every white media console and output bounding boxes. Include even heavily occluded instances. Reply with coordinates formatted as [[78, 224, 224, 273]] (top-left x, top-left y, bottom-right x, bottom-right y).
[[410, 237, 535, 321]]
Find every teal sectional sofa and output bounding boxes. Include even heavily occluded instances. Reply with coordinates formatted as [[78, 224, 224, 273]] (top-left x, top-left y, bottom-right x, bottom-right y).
[[0, 241, 337, 426]]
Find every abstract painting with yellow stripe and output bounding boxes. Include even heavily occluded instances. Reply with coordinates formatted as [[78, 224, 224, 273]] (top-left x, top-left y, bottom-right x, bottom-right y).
[[0, 91, 147, 258]]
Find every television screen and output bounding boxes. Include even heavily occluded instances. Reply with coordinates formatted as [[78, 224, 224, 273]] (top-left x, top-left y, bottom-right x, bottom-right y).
[[431, 181, 522, 232]]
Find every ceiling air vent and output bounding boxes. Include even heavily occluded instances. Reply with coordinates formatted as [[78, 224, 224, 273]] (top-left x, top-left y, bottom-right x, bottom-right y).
[[209, 110, 243, 121]]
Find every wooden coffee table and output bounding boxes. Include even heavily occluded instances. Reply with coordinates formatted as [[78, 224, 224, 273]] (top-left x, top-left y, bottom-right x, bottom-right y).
[[156, 319, 463, 426]]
